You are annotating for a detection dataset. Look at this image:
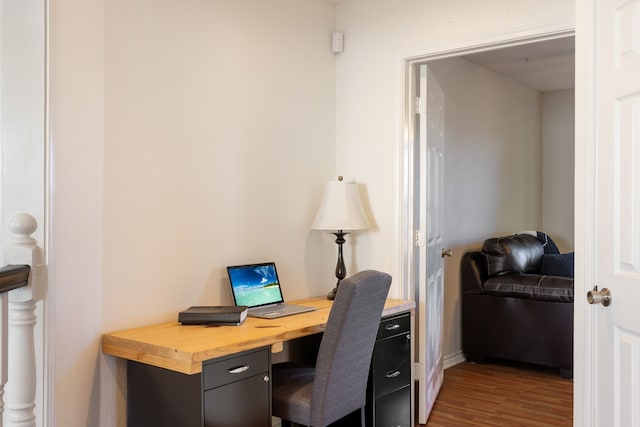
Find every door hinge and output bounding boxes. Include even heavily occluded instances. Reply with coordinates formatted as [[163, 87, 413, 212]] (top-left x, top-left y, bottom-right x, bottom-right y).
[[414, 229, 426, 247], [413, 362, 424, 382], [415, 96, 426, 115]]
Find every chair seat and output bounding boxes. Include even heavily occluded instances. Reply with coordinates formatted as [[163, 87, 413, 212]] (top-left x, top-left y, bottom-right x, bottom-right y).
[[272, 362, 314, 426]]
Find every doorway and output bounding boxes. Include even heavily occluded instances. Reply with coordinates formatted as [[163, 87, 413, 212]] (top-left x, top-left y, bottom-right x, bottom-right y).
[[402, 33, 576, 424]]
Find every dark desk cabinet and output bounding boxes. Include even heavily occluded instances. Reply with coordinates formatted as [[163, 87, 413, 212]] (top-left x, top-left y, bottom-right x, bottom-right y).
[[127, 347, 271, 427], [203, 348, 271, 426], [124, 309, 412, 427], [366, 312, 412, 427]]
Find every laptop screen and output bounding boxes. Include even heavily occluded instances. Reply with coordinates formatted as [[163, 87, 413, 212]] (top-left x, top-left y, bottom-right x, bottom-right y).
[[227, 262, 285, 308]]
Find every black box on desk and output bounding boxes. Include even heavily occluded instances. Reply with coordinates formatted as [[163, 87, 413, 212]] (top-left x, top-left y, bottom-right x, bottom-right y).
[[178, 306, 248, 326]]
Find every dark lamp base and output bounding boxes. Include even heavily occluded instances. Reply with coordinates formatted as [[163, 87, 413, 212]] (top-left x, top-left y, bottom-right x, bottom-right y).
[[327, 230, 348, 301]]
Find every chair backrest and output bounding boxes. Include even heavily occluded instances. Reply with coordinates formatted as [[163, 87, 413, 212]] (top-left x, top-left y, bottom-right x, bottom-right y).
[[482, 234, 544, 276], [311, 270, 392, 426]]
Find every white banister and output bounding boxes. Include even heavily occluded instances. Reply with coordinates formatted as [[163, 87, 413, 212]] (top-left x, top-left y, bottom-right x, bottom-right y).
[[0, 265, 31, 427], [3, 214, 40, 427], [0, 292, 7, 427]]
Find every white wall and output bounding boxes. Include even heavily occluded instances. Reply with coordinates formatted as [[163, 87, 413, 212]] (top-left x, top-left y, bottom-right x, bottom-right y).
[[334, 0, 573, 359], [542, 90, 575, 252], [428, 57, 543, 363], [101, 0, 337, 328], [50, 1, 337, 426], [0, 0, 46, 242], [50, 2, 106, 425]]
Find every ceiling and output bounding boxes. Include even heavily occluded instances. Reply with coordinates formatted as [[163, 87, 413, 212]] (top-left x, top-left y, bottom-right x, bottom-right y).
[[461, 37, 575, 92]]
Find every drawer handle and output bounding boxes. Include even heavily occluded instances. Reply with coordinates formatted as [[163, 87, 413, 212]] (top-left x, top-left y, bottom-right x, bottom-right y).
[[385, 370, 401, 378], [228, 365, 250, 374], [384, 323, 400, 331]]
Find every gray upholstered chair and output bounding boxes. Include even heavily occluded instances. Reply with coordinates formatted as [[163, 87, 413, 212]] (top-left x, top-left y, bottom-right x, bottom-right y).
[[271, 270, 392, 427]]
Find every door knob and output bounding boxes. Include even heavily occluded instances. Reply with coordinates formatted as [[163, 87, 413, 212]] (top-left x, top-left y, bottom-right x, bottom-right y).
[[441, 249, 452, 258], [586, 286, 611, 307]]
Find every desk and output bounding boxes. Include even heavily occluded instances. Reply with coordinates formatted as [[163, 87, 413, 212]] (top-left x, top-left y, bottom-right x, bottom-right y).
[[102, 297, 414, 426]]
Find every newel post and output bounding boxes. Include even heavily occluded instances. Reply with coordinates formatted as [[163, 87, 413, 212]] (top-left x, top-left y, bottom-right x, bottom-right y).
[[4, 214, 40, 427]]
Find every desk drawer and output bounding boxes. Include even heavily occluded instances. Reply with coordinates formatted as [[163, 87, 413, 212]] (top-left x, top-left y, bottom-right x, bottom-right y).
[[204, 373, 270, 427], [374, 385, 411, 427], [378, 314, 411, 340], [372, 333, 411, 398], [203, 348, 269, 390]]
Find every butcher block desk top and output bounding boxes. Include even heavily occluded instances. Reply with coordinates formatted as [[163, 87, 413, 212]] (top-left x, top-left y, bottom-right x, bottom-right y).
[[102, 297, 414, 375]]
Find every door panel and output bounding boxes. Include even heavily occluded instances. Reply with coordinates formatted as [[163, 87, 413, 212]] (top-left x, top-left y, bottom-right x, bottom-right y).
[[593, 0, 640, 424], [415, 64, 444, 424]]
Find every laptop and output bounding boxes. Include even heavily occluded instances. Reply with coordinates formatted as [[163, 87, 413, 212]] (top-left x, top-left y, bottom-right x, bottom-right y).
[[226, 262, 316, 319]]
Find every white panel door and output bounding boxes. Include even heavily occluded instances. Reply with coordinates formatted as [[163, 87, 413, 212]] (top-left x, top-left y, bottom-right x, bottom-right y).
[[415, 64, 445, 424], [592, 0, 640, 424]]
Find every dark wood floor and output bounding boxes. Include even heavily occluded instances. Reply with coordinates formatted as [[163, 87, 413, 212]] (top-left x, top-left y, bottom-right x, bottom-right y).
[[419, 361, 573, 427]]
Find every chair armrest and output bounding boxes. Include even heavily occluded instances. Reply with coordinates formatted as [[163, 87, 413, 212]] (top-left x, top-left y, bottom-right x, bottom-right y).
[[460, 251, 486, 295]]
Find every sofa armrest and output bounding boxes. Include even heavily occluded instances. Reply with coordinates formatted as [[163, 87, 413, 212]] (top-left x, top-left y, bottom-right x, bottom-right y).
[[460, 251, 487, 295]]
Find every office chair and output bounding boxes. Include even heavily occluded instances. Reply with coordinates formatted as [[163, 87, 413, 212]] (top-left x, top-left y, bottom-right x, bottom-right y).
[[271, 270, 392, 427]]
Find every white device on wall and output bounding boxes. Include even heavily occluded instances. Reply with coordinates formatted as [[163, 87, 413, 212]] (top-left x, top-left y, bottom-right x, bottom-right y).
[[332, 32, 344, 53]]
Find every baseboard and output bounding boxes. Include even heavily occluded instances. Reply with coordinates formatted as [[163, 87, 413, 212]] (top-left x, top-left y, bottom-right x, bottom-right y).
[[443, 351, 466, 370]]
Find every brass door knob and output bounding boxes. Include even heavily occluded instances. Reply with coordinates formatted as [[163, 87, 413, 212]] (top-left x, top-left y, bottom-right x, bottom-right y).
[[441, 249, 453, 258]]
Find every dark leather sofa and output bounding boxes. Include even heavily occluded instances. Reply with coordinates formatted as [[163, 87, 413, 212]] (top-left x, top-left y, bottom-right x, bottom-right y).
[[460, 234, 574, 377]]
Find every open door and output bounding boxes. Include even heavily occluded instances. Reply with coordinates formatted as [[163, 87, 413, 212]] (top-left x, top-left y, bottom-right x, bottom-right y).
[[580, 0, 640, 424], [414, 64, 445, 424]]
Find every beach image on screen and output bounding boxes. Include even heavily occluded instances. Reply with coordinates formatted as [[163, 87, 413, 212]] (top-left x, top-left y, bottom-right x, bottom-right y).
[[229, 265, 282, 307]]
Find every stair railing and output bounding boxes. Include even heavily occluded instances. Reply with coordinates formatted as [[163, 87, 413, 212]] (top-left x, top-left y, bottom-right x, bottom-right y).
[[1, 214, 41, 427]]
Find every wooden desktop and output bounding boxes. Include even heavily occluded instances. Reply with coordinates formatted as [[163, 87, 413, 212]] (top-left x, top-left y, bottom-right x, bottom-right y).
[[102, 297, 414, 426]]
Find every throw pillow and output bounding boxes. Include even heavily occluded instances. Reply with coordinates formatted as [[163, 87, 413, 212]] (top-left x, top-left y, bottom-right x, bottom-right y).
[[541, 252, 574, 278]]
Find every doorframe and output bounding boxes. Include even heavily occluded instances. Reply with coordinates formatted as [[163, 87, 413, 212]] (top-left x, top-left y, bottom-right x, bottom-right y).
[[395, 20, 576, 301], [391, 13, 584, 422], [573, 1, 596, 425]]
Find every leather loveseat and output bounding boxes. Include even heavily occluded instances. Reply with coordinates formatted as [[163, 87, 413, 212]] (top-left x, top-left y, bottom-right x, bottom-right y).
[[460, 233, 574, 377]]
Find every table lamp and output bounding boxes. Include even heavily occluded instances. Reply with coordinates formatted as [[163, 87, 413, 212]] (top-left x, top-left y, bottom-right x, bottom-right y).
[[312, 176, 371, 300]]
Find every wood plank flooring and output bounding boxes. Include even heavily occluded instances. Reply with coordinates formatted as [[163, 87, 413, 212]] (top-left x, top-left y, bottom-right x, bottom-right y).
[[420, 362, 573, 427]]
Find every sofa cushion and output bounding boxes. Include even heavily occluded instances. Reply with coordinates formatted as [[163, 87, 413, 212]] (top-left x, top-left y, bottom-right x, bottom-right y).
[[483, 234, 544, 276], [541, 252, 574, 278], [483, 274, 574, 303]]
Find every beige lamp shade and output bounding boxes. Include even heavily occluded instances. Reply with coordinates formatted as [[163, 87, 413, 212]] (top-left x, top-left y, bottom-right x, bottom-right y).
[[311, 180, 371, 231]]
